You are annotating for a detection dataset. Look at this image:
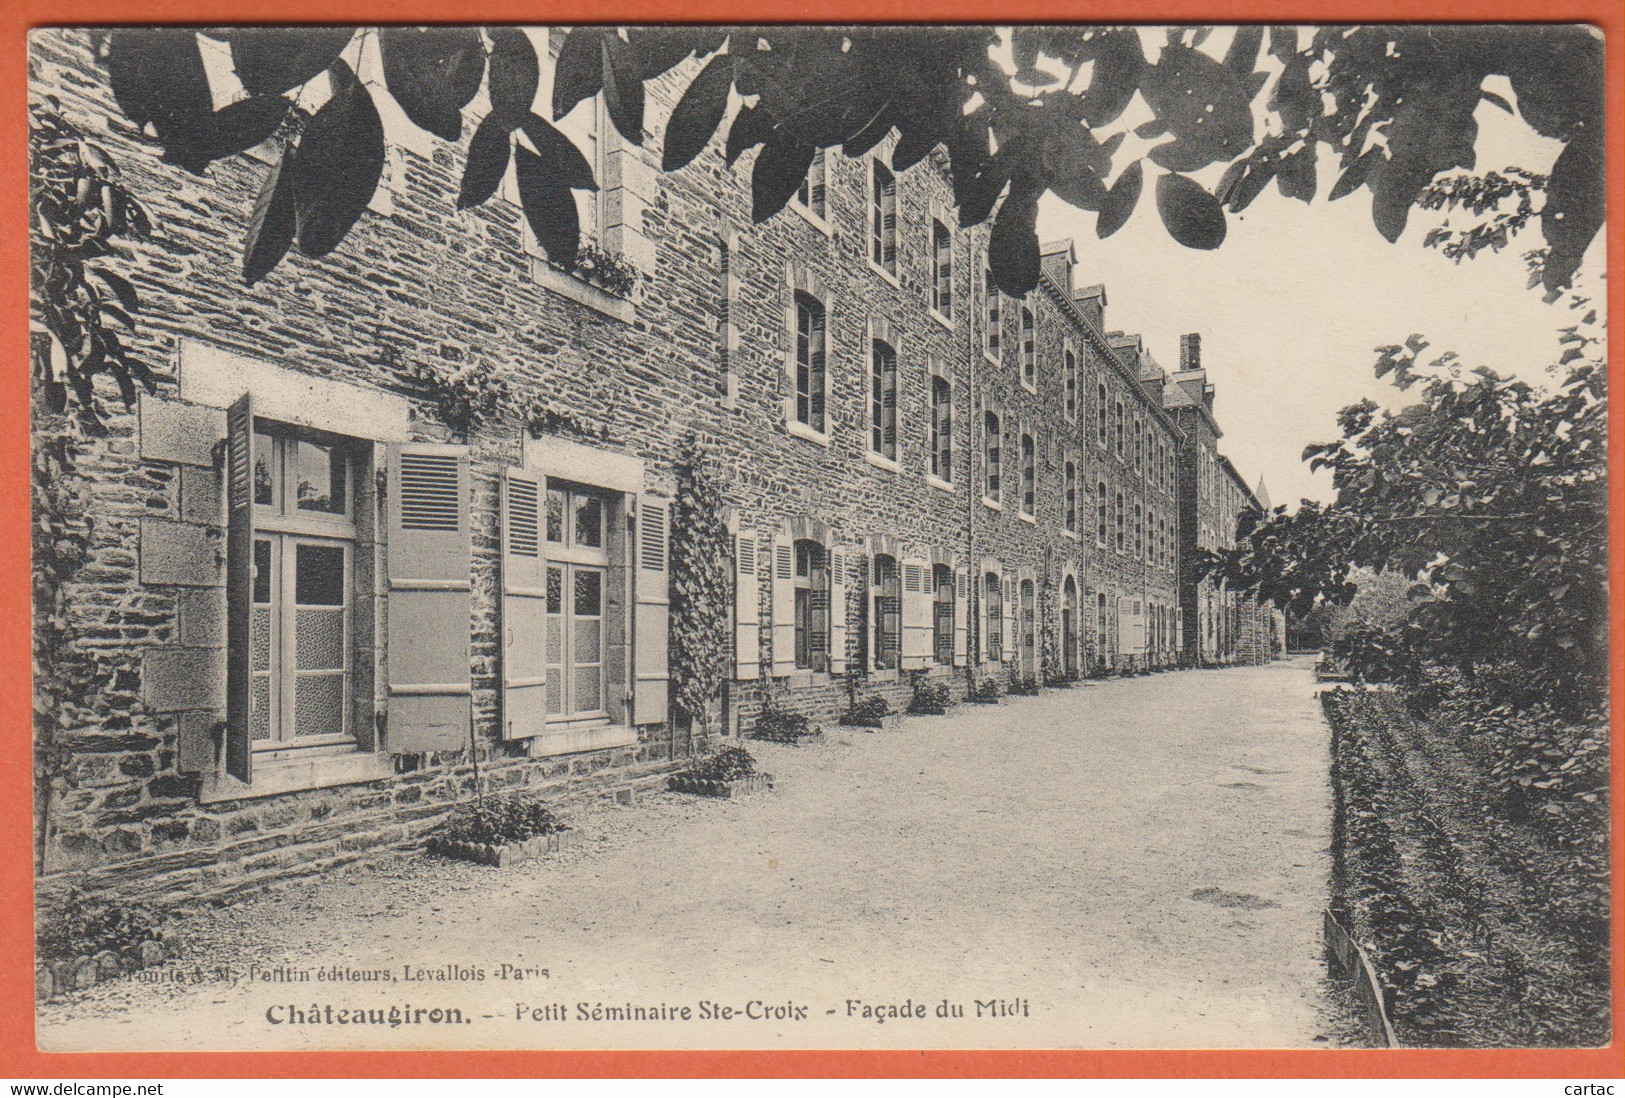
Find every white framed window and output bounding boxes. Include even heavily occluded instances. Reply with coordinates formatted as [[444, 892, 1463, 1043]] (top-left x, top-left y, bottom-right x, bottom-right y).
[[869, 338, 898, 462], [983, 410, 1001, 504], [931, 218, 953, 319], [1097, 381, 1109, 448], [543, 481, 615, 722], [1064, 345, 1078, 422], [249, 424, 361, 754], [932, 564, 955, 666], [793, 291, 828, 436], [869, 158, 898, 278], [1064, 460, 1077, 533], [1020, 432, 1036, 517], [793, 149, 830, 225], [1020, 307, 1036, 390], [930, 375, 953, 484], [525, 32, 608, 255], [792, 539, 830, 670], [872, 554, 901, 669], [983, 263, 1002, 360], [984, 571, 1003, 663]]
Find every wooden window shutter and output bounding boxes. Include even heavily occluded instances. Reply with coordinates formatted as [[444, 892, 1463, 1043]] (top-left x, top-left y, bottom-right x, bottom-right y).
[[828, 547, 848, 674], [223, 392, 255, 784], [901, 560, 931, 669], [770, 534, 795, 677], [500, 468, 547, 740], [977, 573, 990, 664], [953, 568, 969, 667], [633, 496, 670, 725], [734, 534, 760, 681], [808, 556, 830, 671], [386, 443, 472, 754]]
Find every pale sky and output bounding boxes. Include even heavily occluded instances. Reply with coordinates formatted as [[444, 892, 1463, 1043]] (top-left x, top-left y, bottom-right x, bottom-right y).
[[1034, 29, 1605, 508]]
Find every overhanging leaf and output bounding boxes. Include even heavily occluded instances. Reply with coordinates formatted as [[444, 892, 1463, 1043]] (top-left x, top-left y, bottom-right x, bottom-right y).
[[601, 33, 645, 144], [514, 142, 579, 268], [988, 174, 1042, 296], [458, 114, 511, 210], [520, 113, 598, 191], [1156, 171, 1227, 249], [552, 27, 606, 121], [163, 94, 290, 175], [106, 29, 212, 136], [227, 27, 353, 97], [1095, 160, 1142, 238], [751, 131, 817, 222], [243, 147, 298, 284], [486, 27, 540, 128], [379, 27, 486, 142], [290, 71, 384, 258], [663, 52, 732, 171], [1540, 127, 1604, 294], [725, 103, 773, 166]]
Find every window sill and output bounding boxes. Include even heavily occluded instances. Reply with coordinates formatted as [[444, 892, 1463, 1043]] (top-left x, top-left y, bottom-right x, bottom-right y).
[[527, 722, 638, 758], [528, 257, 636, 324], [864, 451, 902, 474], [1020, 379, 1037, 395], [867, 260, 901, 288], [790, 202, 834, 236], [200, 750, 392, 805], [929, 308, 954, 331], [867, 668, 899, 683], [925, 474, 955, 493], [787, 671, 832, 689], [786, 420, 832, 447], [1018, 511, 1037, 525], [1063, 529, 1081, 541], [981, 496, 1002, 512]]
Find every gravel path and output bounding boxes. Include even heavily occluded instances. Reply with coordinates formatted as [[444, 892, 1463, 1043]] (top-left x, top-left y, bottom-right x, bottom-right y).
[[39, 656, 1346, 1051]]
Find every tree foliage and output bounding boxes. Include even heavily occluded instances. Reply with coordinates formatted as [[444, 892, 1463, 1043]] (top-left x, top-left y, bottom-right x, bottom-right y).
[[1203, 332, 1608, 711], [90, 23, 1603, 305], [669, 437, 733, 739], [29, 96, 158, 434]]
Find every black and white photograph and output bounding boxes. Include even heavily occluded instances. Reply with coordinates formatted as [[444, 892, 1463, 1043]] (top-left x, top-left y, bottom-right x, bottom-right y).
[[27, 22, 1609, 1053]]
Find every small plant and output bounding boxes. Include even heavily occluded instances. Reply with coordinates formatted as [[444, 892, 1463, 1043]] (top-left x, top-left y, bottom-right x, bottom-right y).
[[435, 795, 565, 847], [908, 678, 952, 715], [36, 888, 161, 962], [1007, 668, 1040, 695], [406, 356, 514, 437], [558, 242, 640, 297], [676, 746, 758, 783], [751, 700, 816, 743], [967, 677, 1004, 703], [843, 694, 891, 724]]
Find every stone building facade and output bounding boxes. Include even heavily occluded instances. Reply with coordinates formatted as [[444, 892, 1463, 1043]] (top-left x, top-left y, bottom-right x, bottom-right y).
[[32, 28, 1273, 905]]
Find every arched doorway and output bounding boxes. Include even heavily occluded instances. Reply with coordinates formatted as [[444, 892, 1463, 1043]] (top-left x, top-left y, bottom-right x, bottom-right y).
[[1062, 576, 1078, 677]]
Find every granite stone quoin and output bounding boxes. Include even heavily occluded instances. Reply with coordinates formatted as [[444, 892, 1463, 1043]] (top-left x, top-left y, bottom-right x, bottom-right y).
[[30, 28, 1282, 907]]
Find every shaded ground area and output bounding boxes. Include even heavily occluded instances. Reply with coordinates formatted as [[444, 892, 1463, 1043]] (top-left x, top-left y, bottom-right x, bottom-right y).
[[40, 656, 1349, 1051]]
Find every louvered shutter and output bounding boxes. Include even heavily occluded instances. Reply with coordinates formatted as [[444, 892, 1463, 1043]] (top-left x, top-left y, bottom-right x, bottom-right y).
[[770, 534, 795, 677], [811, 309, 827, 431], [977, 573, 990, 664], [808, 555, 830, 672], [633, 496, 670, 725], [882, 173, 897, 268], [500, 468, 547, 739], [828, 547, 848, 674], [901, 560, 931, 669], [882, 361, 897, 453], [1116, 595, 1133, 655], [223, 393, 255, 783], [733, 534, 760, 681], [387, 444, 472, 754], [953, 568, 969, 667]]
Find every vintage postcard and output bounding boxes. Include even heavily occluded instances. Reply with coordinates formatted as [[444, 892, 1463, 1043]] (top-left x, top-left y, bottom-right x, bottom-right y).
[[22, 18, 1615, 1064]]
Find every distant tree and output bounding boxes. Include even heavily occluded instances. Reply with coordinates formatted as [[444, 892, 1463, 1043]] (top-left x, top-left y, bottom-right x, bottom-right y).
[[1202, 328, 1608, 711]]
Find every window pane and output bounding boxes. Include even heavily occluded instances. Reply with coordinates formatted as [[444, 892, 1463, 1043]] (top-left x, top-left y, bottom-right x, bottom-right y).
[[251, 675, 271, 740], [295, 543, 345, 605], [253, 431, 276, 506], [294, 440, 347, 514], [574, 493, 603, 548], [296, 607, 345, 670], [253, 538, 272, 604], [252, 607, 271, 671], [295, 675, 345, 738], [574, 569, 603, 617], [546, 566, 563, 613], [546, 489, 565, 543]]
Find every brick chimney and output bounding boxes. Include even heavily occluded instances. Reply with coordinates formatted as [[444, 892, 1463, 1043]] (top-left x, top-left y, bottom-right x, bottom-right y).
[[1180, 332, 1202, 372]]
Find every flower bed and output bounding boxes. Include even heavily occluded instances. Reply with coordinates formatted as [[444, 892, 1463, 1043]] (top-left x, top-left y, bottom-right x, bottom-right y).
[[840, 694, 896, 729], [907, 679, 954, 716], [427, 795, 573, 868], [669, 746, 774, 798], [35, 889, 170, 1001], [750, 701, 823, 745], [967, 677, 1004, 704]]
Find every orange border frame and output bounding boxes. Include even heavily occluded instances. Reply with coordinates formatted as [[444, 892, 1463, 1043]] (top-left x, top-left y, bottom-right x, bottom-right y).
[[2, 0, 1620, 1079]]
